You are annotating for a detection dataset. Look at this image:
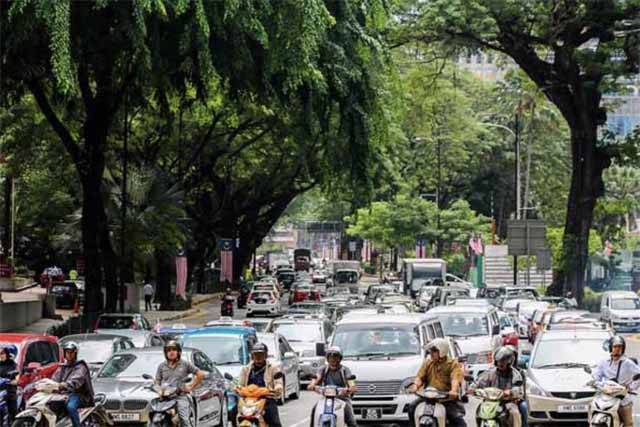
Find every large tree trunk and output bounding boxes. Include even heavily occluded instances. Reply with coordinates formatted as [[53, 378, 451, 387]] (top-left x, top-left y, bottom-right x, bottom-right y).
[[155, 249, 172, 310], [101, 234, 118, 312]]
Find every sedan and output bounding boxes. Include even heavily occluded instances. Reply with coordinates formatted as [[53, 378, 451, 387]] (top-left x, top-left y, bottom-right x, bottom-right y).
[[247, 291, 281, 317], [94, 347, 228, 426], [60, 333, 135, 376]]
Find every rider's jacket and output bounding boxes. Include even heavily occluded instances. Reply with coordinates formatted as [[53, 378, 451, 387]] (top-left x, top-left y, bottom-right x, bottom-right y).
[[593, 356, 640, 406], [52, 360, 94, 406], [415, 356, 463, 392], [239, 361, 283, 397]]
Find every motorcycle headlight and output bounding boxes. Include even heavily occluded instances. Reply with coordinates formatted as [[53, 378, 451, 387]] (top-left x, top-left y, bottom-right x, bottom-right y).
[[400, 377, 415, 394], [241, 405, 258, 417], [527, 380, 548, 397]]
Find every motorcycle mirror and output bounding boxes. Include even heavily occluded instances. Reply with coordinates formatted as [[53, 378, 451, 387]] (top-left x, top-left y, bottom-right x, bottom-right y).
[[224, 373, 234, 381], [273, 372, 284, 380], [583, 366, 592, 374], [142, 374, 154, 380]]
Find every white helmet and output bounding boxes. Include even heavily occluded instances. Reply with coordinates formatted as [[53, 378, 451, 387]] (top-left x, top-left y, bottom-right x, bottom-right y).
[[425, 338, 449, 356]]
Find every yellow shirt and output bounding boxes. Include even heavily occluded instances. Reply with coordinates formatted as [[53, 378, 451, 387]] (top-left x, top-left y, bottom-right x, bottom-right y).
[[415, 357, 463, 392]]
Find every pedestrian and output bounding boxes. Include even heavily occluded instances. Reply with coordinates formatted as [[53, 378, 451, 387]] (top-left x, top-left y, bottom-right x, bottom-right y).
[[144, 281, 154, 312]]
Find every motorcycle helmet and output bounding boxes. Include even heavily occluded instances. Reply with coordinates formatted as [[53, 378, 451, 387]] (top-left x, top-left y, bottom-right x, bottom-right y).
[[494, 346, 515, 367], [326, 346, 343, 361], [251, 342, 269, 356], [425, 338, 449, 357], [164, 340, 182, 359], [607, 335, 626, 354], [62, 341, 79, 353], [0, 345, 17, 359]]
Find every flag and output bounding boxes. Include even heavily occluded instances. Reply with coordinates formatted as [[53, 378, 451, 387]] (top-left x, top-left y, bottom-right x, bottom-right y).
[[416, 238, 426, 258], [332, 239, 339, 259], [175, 255, 187, 299], [469, 236, 484, 255], [219, 238, 234, 283], [361, 240, 370, 263]]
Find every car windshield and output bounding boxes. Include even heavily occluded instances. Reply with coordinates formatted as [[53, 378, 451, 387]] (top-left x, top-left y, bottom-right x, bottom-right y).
[[273, 323, 322, 342], [98, 353, 164, 378], [73, 340, 114, 364], [181, 335, 244, 365], [248, 322, 270, 333], [97, 316, 134, 329], [251, 292, 272, 300], [532, 339, 608, 368], [332, 323, 420, 357], [611, 298, 640, 310], [437, 313, 489, 337], [335, 271, 358, 284]]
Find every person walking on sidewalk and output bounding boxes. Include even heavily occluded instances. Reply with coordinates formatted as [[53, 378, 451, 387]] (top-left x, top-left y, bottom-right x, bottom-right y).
[[144, 282, 154, 311]]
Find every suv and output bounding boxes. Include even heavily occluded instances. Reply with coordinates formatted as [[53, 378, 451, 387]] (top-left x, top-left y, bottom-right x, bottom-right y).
[[330, 314, 444, 423], [0, 334, 62, 402], [523, 328, 612, 424], [600, 290, 640, 332], [270, 317, 331, 383], [427, 305, 503, 380], [181, 327, 258, 379]]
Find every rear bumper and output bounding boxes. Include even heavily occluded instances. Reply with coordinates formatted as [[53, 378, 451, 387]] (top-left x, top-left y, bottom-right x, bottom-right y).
[[247, 304, 279, 315]]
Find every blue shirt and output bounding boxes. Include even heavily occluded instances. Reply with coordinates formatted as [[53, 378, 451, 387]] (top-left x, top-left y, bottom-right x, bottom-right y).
[[592, 356, 640, 406]]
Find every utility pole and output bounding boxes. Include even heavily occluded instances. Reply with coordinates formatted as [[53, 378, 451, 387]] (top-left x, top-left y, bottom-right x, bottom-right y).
[[513, 104, 521, 286], [10, 177, 15, 272], [436, 136, 442, 257], [119, 86, 129, 312]]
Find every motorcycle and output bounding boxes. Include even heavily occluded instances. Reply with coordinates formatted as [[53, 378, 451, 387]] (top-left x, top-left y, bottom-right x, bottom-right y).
[[411, 387, 450, 427], [12, 378, 112, 427], [233, 372, 283, 427], [310, 375, 356, 427], [221, 298, 234, 317], [584, 367, 640, 427], [0, 374, 16, 427], [146, 381, 186, 427], [223, 374, 240, 427], [474, 387, 523, 427]]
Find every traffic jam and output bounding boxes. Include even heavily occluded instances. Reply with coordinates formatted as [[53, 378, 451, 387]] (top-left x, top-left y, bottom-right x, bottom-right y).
[[2, 254, 640, 427]]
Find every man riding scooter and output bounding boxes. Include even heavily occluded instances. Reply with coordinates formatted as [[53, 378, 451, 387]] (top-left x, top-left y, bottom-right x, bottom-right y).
[[470, 346, 527, 427], [592, 336, 640, 427], [222, 288, 235, 317], [307, 346, 358, 427], [238, 343, 283, 427], [50, 341, 95, 427], [407, 338, 466, 427]]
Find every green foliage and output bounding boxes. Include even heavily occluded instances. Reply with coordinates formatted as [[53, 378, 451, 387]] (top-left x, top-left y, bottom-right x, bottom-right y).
[[582, 287, 603, 313], [547, 227, 603, 272]]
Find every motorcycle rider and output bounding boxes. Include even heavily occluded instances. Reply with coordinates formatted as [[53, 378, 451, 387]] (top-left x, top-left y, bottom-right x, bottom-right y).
[[222, 288, 235, 315], [307, 346, 358, 427], [470, 346, 527, 427], [238, 343, 283, 427], [155, 340, 205, 427], [407, 338, 465, 427], [592, 335, 640, 427], [0, 345, 19, 424], [50, 341, 95, 427]]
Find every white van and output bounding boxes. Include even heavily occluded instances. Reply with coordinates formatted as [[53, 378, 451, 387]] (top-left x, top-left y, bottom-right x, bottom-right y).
[[600, 290, 640, 332], [329, 314, 444, 423]]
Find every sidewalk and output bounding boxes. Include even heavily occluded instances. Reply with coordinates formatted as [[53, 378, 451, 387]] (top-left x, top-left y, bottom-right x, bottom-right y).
[[6, 293, 222, 335]]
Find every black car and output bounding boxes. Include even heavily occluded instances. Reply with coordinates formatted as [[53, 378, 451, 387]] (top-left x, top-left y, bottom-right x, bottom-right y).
[[50, 281, 79, 308]]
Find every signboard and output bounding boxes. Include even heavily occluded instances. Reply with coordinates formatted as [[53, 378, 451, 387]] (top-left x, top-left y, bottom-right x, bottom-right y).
[[536, 249, 552, 271], [507, 219, 546, 256]]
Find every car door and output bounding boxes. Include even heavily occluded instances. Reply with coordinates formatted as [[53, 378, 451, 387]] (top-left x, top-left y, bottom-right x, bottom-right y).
[[277, 336, 295, 396], [191, 351, 217, 426]]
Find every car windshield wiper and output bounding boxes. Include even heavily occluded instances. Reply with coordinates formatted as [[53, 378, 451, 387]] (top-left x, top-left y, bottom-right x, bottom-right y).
[[535, 362, 589, 369]]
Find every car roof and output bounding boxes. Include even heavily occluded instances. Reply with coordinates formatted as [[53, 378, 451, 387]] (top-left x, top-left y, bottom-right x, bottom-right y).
[[183, 326, 256, 337], [337, 313, 425, 325], [61, 333, 130, 342], [539, 329, 611, 341], [273, 317, 323, 325], [0, 333, 57, 343], [428, 305, 493, 314]]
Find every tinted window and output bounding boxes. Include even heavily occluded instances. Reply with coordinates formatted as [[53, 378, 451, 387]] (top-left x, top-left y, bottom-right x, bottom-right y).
[[25, 342, 57, 366], [97, 316, 135, 329]]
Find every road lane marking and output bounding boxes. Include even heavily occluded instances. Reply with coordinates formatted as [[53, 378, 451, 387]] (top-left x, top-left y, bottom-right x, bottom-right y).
[[289, 417, 310, 427]]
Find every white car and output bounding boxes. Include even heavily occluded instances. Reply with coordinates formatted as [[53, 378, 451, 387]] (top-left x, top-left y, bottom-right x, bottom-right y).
[[247, 291, 281, 317], [257, 332, 301, 403], [600, 290, 640, 332], [523, 328, 612, 424], [517, 301, 549, 337]]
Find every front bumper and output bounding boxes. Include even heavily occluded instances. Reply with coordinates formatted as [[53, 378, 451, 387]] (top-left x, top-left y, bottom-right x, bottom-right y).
[[527, 393, 591, 423], [103, 400, 150, 424], [611, 319, 640, 332], [298, 357, 324, 381], [351, 394, 414, 422]]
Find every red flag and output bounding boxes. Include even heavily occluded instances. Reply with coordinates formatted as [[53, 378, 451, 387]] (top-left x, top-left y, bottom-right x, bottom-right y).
[[175, 256, 187, 298], [219, 239, 234, 283], [416, 238, 426, 258]]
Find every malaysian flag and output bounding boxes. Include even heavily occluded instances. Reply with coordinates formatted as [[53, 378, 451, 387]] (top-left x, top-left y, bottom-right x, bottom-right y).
[[332, 239, 339, 259], [175, 250, 187, 299], [219, 239, 234, 283], [469, 236, 484, 255], [416, 238, 427, 258], [361, 239, 371, 263]]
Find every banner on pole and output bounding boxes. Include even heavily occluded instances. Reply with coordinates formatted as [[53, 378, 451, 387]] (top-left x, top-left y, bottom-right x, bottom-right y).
[[219, 239, 234, 283]]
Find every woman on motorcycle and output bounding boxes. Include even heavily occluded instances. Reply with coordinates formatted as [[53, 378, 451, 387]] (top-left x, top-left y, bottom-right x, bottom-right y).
[[0, 345, 19, 424]]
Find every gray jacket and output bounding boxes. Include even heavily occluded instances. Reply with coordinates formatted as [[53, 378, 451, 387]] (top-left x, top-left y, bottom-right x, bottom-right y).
[[52, 361, 95, 406], [473, 367, 524, 398]]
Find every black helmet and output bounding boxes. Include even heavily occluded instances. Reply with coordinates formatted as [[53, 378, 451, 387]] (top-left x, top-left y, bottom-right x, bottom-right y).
[[251, 342, 268, 356], [164, 340, 182, 359], [62, 341, 79, 353], [607, 335, 626, 354], [494, 346, 515, 367]]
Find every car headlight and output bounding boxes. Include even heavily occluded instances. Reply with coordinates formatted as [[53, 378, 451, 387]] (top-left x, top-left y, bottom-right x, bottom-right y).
[[400, 377, 415, 394], [527, 379, 548, 397]]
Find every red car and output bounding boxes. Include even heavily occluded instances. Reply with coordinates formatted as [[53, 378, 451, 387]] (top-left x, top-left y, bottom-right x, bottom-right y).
[[289, 284, 321, 304], [0, 334, 63, 402]]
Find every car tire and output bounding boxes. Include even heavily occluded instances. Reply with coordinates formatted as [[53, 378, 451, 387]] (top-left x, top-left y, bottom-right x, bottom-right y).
[[189, 404, 197, 427], [278, 381, 286, 406], [290, 376, 300, 400]]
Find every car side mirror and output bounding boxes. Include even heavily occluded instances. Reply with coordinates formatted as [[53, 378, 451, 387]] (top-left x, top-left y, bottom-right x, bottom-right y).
[[284, 352, 296, 359], [142, 374, 154, 380], [316, 342, 326, 357], [273, 372, 284, 380], [24, 362, 42, 374], [492, 325, 500, 336], [224, 373, 234, 381]]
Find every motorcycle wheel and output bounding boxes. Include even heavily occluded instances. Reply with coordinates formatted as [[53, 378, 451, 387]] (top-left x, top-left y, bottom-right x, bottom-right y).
[[11, 418, 39, 427], [80, 413, 103, 427]]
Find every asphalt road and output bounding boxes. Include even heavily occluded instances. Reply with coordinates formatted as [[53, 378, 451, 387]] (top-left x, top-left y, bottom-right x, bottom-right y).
[[156, 290, 640, 427]]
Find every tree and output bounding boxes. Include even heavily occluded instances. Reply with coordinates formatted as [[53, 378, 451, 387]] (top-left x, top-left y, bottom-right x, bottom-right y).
[[398, 0, 640, 301]]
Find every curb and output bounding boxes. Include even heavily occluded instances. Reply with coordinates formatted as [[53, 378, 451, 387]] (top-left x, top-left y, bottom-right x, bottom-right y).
[[157, 308, 202, 323]]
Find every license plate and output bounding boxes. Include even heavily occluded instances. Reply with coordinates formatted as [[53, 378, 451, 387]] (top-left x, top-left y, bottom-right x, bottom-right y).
[[111, 413, 141, 421], [362, 408, 382, 419], [557, 404, 588, 413]]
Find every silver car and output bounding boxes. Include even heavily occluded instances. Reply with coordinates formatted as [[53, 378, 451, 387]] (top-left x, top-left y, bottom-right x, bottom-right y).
[[60, 333, 134, 376], [257, 332, 301, 403], [94, 347, 228, 426]]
